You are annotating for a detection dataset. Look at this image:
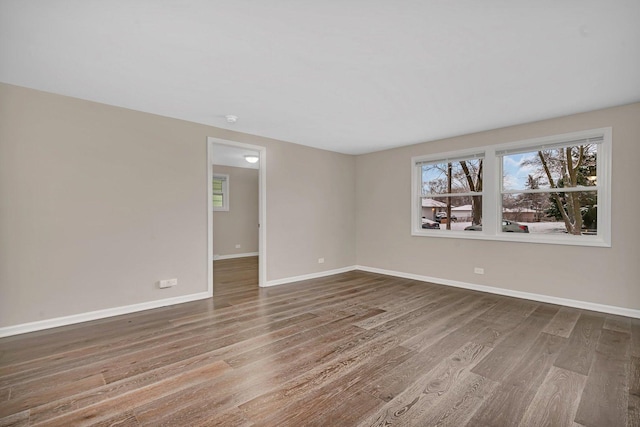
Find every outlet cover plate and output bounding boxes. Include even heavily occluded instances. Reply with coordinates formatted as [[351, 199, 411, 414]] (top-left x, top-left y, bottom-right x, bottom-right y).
[[159, 278, 178, 288]]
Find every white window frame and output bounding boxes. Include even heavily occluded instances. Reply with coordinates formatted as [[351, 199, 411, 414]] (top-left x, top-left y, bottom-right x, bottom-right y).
[[411, 127, 611, 247], [415, 150, 485, 229], [212, 174, 229, 212]]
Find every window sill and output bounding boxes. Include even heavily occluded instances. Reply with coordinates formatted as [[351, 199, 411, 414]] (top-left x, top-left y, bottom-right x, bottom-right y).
[[411, 229, 611, 247]]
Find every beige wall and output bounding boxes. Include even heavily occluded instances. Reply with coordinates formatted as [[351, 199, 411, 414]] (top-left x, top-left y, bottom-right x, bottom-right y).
[[356, 103, 640, 310], [1, 81, 636, 330], [265, 139, 356, 280], [0, 83, 357, 328], [212, 165, 259, 257]]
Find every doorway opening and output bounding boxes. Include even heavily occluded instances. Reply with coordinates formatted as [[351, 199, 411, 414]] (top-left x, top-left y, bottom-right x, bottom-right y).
[[207, 138, 266, 295]]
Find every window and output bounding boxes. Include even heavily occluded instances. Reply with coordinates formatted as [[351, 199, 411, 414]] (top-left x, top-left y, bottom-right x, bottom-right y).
[[416, 153, 484, 231], [212, 174, 229, 211], [499, 137, 601, 236], [412, 128, 611, 246]]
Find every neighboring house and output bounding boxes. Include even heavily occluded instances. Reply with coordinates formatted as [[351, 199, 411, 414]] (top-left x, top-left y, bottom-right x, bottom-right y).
[[503, 208, 538, 222], [448, 206, 541, 223], [421, 198, 447, 220], [452, 205, 473, 222]]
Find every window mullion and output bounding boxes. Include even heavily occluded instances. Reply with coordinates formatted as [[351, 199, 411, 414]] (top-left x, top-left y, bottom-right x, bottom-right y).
[[483, 148, 498, 235], [412, 160, 420, 232]]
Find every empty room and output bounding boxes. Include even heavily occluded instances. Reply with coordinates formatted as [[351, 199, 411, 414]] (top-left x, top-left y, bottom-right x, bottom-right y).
[[1, 1, 639, 426]]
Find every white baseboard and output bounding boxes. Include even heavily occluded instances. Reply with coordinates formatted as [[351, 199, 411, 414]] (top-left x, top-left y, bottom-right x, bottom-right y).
[[5, 264, 637, 338], [264, 265, 357, 287], [355, 265, 640, 319], [213, 252, 259, 260], [0, 291, 212, 338]]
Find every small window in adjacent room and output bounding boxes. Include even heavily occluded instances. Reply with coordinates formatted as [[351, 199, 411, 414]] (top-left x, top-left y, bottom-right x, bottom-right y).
[[212, 174, 229, 211]]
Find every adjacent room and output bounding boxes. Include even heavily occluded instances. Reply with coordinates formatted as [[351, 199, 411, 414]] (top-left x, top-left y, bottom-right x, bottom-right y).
[[1, 1, 639, 426]]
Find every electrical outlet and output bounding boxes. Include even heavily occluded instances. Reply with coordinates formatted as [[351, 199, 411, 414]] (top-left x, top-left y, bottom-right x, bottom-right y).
[[474, 267, 484, 275], [159, 278, 178, 288], [318, 258, 325, 264], [235, 244, 241, 249]]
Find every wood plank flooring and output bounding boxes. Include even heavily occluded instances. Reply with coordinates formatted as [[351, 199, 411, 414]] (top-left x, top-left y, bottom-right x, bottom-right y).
[[0, 256, 638, 426]]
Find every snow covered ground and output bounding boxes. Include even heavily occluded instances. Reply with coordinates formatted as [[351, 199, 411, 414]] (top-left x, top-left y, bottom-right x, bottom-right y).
[[520, 222, 568, 234], [436, 221, 568, 234]]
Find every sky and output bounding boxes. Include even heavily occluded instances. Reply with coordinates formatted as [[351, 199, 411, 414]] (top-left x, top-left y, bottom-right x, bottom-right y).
[[422, 147, 597, 195], [421, 155, 536, 194], [502, 152, 539, 191]]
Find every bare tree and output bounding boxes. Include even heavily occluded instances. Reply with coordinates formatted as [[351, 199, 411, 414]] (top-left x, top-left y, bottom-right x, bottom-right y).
[[460, 160, 483, 225], [422, 159, 483, 226], [523, 145, 596, 234]]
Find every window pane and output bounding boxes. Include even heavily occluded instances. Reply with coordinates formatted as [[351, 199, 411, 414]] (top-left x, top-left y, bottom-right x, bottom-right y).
[[421, 159, 483, 195], [502, 144, 597, 191], [501, 191, 597, 235], [212, 179, 223, 192], [421, 195, 482, 230], [212, 194, 223, 207]]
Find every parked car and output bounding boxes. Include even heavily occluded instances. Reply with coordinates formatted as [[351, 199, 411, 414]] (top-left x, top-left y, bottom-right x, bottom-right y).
[[421, 218, 440, 229], [435, 212, 457, 222], [464, 220, 529, 233]]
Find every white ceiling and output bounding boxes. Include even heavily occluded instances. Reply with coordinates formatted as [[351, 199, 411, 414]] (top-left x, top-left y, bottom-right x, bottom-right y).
[[1, 1, 639, 155], [212, 143, 259, 169]]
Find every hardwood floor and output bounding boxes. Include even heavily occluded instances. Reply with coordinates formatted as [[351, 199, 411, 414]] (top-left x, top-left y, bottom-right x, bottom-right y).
[[1, 256, 638, 426]]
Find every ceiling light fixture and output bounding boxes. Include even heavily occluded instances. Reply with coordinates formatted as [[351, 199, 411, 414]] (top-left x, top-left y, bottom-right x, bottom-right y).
[[244, 155, 259, 164], [225, 115, 238, 124]]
